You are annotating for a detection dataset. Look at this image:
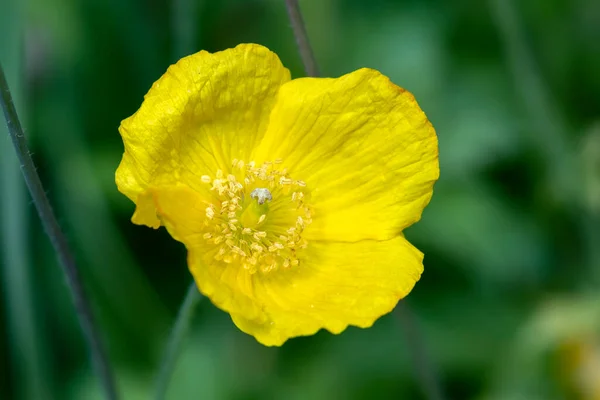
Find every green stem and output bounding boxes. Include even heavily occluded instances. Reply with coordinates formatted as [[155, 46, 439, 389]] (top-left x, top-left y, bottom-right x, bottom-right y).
[[396, 303, 444, 400], [284, 0, 319, 77], [154, 282, 203, 400], [0, 64, 118, 400], [172, 0, 199, 59], [488, 0, 573, 200], [2, 140, 52, 400], [283, 3, 445, 399]]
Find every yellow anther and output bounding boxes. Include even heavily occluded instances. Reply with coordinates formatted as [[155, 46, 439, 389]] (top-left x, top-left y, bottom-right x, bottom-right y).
[[201, 175, 211, 183], [251, 243, 264, 253], [206, 207, 215, 219]]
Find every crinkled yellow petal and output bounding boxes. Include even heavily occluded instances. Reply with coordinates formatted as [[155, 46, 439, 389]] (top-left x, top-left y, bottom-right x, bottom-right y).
[[237, 236, 424, 346], [152, 185, 423, 346], [116, 44, 291, 227], [253, 68, 439, 242], [151, 185, 269, 323]]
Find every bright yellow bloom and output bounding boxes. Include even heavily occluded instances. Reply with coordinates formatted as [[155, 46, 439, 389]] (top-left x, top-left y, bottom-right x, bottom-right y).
[[116, 44, 439, 346]]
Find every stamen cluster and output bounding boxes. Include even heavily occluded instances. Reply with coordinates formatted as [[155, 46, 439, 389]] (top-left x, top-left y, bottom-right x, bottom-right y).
[[200, 160, 312, 274]]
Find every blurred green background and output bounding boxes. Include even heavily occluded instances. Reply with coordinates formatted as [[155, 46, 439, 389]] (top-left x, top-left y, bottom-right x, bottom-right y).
[[2, 0, 600, 399]]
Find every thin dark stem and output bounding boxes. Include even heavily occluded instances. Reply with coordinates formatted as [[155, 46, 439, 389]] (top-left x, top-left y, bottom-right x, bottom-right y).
[[396, 302, 444, 400], [284, 0, 319, 77], [0, 63, 118, 400], [154, 281, 202, 400]]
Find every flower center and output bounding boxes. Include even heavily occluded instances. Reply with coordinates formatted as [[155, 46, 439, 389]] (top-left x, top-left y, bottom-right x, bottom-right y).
[[200, 160, 312, 274]]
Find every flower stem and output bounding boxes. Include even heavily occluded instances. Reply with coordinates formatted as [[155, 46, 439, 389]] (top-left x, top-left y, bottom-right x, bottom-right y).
[[284, 0, 319, 77], [396, 302, 445, 400], [172, 0, 199, 60], [154, 281, 203, 400], [0, 63, 118, 400], [488, 0, 574, 201]]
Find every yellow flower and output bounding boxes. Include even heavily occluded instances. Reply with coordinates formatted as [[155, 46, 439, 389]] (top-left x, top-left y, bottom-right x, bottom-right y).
[[116, 44, 439, 346]]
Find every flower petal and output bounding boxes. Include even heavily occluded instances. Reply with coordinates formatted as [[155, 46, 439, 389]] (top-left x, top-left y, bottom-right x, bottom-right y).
[[253, 68, 439, 242], [240, 236, 424, 346], [116, 44, 291, 227], [153, 187, 423, 346], [152, 185, 424, 346], [151, 185, 269, 322]]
